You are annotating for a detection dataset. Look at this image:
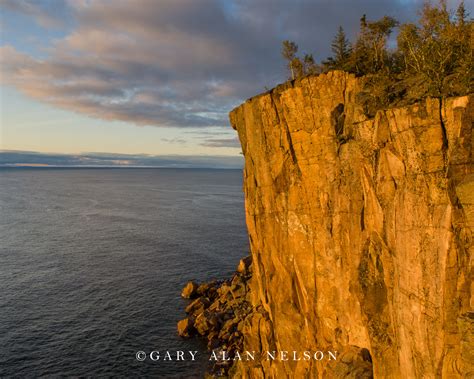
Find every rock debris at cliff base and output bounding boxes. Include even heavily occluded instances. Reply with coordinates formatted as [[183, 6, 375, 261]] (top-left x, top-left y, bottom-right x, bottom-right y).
[[178, 256, 253, 377]]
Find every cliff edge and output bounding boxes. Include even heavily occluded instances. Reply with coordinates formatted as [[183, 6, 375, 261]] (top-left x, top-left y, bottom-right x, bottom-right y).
[[229, 71, 473, 378]]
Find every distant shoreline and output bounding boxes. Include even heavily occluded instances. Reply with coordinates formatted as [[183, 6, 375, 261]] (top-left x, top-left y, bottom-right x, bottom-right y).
[[0, 151, 244, 170], [0, 165, 242, 170]]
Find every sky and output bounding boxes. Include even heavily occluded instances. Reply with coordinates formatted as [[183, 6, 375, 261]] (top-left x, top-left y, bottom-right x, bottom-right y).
[[0, 0, 472, 167]]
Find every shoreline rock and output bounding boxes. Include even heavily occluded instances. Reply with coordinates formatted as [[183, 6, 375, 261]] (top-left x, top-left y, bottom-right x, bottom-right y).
[[181, 281, 199, 299], [178, 256, 252, 377]]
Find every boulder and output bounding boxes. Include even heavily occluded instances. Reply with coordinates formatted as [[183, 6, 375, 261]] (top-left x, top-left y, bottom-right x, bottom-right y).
[[181, 281, 198, 298], [197, 281, 217, 296], [177, 318, 195, 338], [207, 331, 221, 350], [194, 312, 211, 335], [185, 297, 210, 315], [236, 256, 252, 274], [230, 284, 245, 299]]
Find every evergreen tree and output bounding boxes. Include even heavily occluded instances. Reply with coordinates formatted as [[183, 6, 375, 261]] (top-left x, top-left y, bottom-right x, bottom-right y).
[[331, 26, 352, 65], [323, 26, 352, 71]]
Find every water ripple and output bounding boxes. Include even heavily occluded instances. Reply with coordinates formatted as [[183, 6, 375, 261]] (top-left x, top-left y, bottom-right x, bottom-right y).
[[0, 168, 248, 377]]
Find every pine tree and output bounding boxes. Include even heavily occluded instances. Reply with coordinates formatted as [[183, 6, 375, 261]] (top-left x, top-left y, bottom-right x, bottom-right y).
[[330, 26, 351, 69], [331, 26, 351, 68]]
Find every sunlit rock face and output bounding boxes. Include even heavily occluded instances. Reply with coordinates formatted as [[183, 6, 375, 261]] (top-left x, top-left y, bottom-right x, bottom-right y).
[[229, 71, 473, 378]]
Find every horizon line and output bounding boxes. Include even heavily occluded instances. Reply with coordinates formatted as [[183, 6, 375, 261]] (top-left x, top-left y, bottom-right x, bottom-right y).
[[0, 150, 244, 169]]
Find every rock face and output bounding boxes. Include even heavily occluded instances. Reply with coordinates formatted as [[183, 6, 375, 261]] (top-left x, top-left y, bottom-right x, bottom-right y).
[[229, 71, 473, 378]]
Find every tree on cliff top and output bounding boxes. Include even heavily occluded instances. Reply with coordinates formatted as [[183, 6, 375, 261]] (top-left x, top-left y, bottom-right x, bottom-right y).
[[303, 53, 319, 75], [351, 15, 399, 75], [323, 26, 352, 71], [397, 0, 473, 97], [281, 40, 299, 80], [282, 41, 319, 79], [280, 0, 472, 110]]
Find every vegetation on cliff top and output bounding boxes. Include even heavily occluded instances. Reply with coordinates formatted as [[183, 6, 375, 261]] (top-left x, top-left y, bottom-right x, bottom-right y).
[[282, 0, 473, 116]]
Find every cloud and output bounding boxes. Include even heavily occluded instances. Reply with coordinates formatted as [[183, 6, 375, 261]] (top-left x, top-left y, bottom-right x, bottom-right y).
[[161, 137, 187, 144], [0, 0, 69, 28], [2, 0, 471, 129], [200, 137, 241, 148], [0, 150, 244, 168]]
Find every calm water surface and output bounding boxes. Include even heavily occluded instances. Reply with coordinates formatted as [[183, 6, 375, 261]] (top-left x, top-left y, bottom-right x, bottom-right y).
[[0, 168, 248, 378]]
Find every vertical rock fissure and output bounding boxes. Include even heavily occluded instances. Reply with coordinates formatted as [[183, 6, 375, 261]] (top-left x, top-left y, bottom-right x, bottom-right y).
[[439, 97, 449, 155]]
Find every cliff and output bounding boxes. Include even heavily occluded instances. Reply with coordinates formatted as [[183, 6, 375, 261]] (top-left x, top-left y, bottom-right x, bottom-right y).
[[229, 71, 473, 378]]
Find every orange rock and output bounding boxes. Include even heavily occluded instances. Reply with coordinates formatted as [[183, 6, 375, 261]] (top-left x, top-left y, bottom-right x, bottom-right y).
[[181, 281, 198, 299], [229, 71, 474, 378], [177, 318, 195, 338], [236, 256, 252, 274]]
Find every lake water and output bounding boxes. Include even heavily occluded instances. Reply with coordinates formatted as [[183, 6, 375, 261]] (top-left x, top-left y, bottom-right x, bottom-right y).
[[0, 168, 248, 377]]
